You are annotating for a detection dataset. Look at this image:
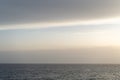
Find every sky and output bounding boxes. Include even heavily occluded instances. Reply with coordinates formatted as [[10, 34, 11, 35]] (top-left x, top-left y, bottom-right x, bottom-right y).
[[0, 0, 120, 63]]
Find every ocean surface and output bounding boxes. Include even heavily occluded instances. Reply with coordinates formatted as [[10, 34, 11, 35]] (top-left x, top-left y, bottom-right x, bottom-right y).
[[0, 64, 120, 80]]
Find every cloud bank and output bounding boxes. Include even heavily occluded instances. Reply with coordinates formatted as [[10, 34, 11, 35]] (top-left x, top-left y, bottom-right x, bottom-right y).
[[0, 0, 120, 29]]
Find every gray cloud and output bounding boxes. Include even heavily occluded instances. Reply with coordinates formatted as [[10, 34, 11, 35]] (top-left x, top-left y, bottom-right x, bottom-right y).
[[0, 0, 120, 25]]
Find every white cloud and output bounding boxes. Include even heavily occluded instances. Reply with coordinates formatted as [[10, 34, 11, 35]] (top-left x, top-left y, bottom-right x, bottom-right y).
[[0, 17, 120, 30]]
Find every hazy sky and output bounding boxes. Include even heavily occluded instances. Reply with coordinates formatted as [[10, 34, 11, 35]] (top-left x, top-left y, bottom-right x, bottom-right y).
[[0, 0, 120, 63]]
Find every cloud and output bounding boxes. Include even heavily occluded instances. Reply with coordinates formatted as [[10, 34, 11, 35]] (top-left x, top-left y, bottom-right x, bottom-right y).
[[0, 0, 120, 29], [0, 18, 120, 30]]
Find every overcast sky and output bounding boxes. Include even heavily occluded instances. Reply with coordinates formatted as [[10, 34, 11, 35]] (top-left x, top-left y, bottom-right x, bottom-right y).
[[0, 0, 120, 63]]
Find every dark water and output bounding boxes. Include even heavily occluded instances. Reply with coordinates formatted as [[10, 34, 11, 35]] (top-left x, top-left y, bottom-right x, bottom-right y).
[[0, 64, 120, 80]]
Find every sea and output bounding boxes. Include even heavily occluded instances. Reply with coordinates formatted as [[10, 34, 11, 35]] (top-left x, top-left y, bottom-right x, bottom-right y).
[[0, 64, 120, 80]]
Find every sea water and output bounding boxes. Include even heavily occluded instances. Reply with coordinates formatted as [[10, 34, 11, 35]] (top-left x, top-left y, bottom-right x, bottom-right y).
[[0, 64, 120, 80]]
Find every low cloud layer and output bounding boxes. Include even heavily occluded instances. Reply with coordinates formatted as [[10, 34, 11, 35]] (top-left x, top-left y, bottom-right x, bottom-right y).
[[0, 0, 120, 26]]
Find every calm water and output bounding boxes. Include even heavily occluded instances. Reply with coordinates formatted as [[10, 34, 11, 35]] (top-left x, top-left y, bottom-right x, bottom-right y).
[[0, 64, 120, 80]]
